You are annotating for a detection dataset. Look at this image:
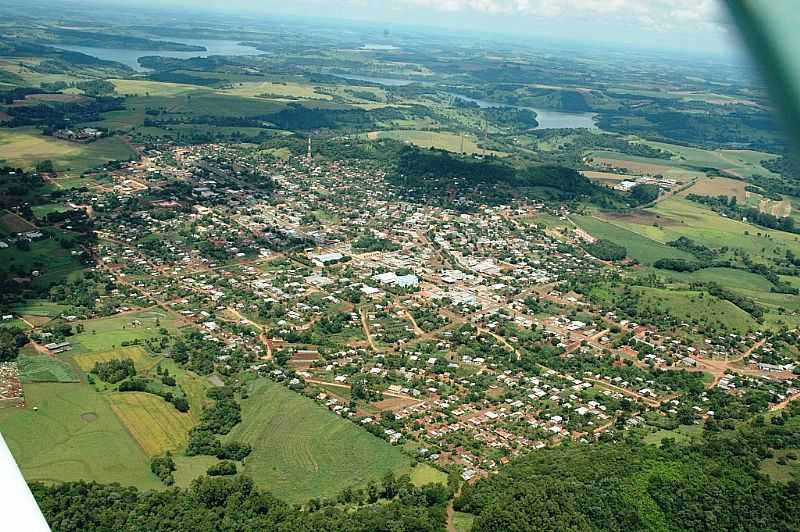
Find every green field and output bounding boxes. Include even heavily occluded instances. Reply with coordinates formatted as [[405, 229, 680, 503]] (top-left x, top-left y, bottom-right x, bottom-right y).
[[453, 511, 476, 532], [0, 127, 135, 173], [571, 214, 694, 265], [227, 379, 411, 503], [0, 383, 160, 488], [73, 345, 158, 372], [17, 354, 79, 383], [107, 392, 195, 456], [70, 309, 180, 353], [409, 463, 447, 486], [367, 130, 504, 156], [0, 238, 85, 289]]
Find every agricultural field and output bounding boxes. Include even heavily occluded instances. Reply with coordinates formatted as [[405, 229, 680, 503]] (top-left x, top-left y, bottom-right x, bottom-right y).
[[0, 382, 160, 489], [107, 392, 195, 456], [0, 127, 135, 174], [227, 379, 411, 503], [680, 176, 749, 202], [8, 300, 71, 319], [17, 354, 79, 383]]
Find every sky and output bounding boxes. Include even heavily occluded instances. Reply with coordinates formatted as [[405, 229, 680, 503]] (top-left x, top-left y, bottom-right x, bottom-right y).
[[89, 0, 743, 56]]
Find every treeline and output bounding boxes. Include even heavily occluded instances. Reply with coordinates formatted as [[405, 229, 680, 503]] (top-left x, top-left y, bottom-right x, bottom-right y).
[[456, 404, 800, 532], [31, 476, 447, 532], [582, 239, 626, 261]]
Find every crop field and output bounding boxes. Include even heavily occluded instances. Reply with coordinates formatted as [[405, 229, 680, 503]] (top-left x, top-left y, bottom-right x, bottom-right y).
[[70, 309, 180, 353], [17, 354, 79, 383], [73, 345, 158, 372], [571, 214, 694, 265], [111, 79, 207, 97], [8, 300, 71, 318], [227, 379, 411, 503], [221, 81, 331, 100], [0, 383, 159, 488], [366, 130, 504, 156], [0, 127, 135, 173], [107, 392, 194, 456], [681, 176, 748, 201]]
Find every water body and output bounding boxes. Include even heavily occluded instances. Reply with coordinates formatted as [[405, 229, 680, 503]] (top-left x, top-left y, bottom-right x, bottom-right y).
[[448, 93, 599, 130], [331, 74, 416, 86], [361, 44, 399, 50], [54, 39, 263, 72]]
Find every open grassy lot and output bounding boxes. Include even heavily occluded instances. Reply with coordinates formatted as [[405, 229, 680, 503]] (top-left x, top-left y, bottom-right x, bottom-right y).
[[634, 286, 758, 334], [17, 354, 79, 383], [228, 379, 411, 503], [409, 464, 447, 486], [172, 455, 219, 487], [0, 127, 135, 173], [366, 130, 504, 157], [73, 345, 158, 372], [107, 392, 195, 456], [453, 512, 476, 532], [70, 309, 180, 353], [0, 382, 159, 488], [571, 214, 694, 265]]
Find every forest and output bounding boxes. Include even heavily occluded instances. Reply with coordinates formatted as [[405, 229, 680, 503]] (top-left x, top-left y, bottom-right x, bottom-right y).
[[455, 404, 800, 532]]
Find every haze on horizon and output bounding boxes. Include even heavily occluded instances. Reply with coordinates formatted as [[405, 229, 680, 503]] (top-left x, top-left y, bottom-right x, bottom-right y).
[[71, 0, 744, 58]]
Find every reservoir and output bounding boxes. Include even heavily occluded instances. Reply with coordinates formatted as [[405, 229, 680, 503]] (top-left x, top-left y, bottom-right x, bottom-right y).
[[448, 93, 599, 130], [53, 39, 263, 71]]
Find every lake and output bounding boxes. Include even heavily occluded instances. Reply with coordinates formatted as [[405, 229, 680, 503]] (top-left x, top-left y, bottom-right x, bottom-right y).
[[54, 39, 263, 71], [448, 93, 599, 130], [331, 74, 416, 86]]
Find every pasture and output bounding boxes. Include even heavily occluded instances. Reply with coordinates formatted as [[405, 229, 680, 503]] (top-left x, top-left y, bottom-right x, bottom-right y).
[[0, 127, 135, 174], [70, 309, 179, 353], [0, 382, 160, 488], [227, 379, 411, 503], [570, 214, 694, 265], [107, 392, 195, 456]]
